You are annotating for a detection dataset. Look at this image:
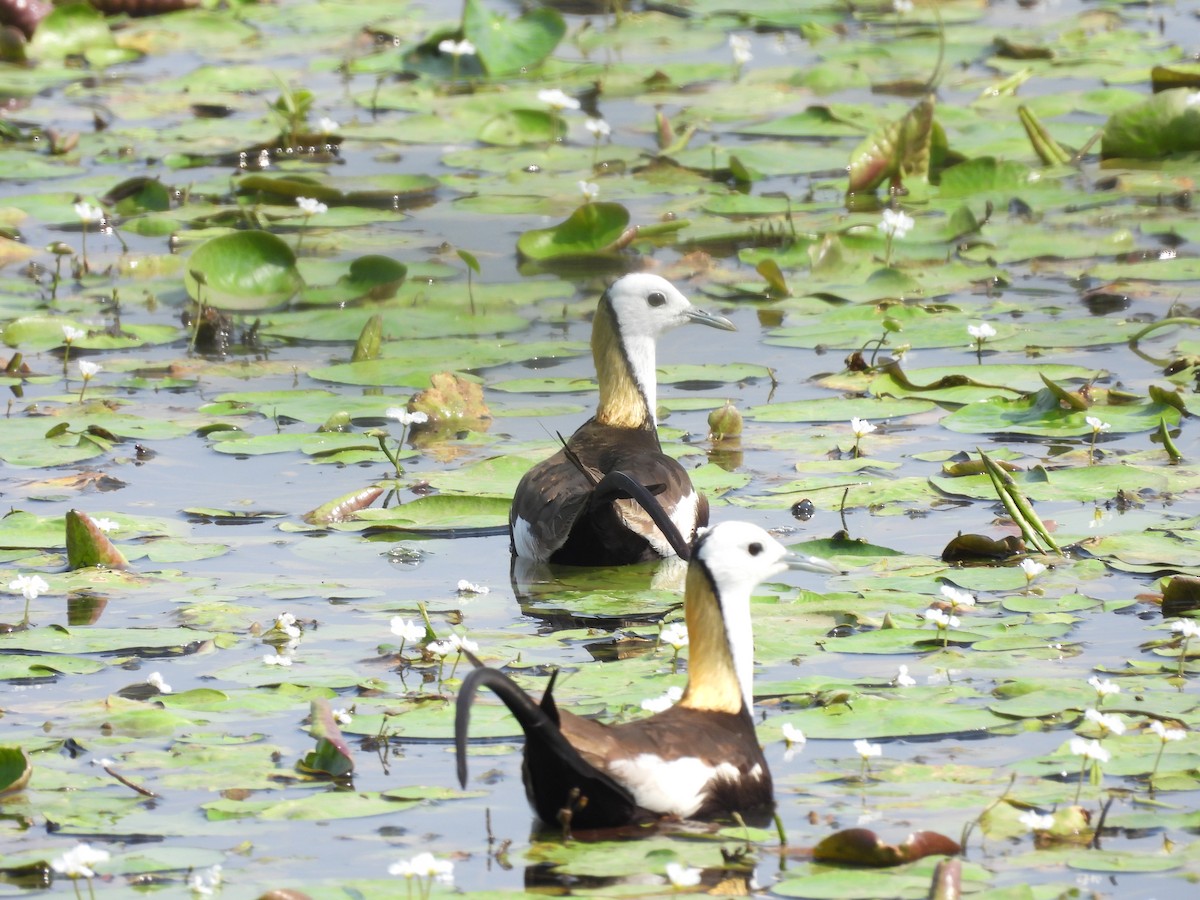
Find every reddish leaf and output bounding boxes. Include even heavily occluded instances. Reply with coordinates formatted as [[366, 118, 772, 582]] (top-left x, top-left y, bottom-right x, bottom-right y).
[[65, 509, 129, 571]]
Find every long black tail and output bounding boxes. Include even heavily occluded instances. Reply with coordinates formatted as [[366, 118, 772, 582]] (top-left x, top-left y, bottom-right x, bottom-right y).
[[589, 470, 691, 560], [455, 651, 641, 828]]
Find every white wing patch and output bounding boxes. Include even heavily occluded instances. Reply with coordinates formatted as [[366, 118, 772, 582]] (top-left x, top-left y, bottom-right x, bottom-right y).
[[616, 490, 698, 558], [606, 754, 739, 818], [511, 516, 549, 562]]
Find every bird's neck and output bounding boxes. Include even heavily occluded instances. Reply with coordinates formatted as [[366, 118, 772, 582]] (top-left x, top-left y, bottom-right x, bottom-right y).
[[592, 302, 655, 429], [679, 566, 752, 716]]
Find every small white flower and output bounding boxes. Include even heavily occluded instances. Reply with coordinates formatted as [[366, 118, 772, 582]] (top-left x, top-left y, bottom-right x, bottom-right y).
[[74, 201, 102, 223], [894, 664, 916, 687], [537, 88, 580, 112], [1020, 559, 1046, 580], [939, 585, 975, 608], [317, 116, 339, 134], [386, 407, 429, 427], [641, 685, 683, 713], [1069, 736, 1110, 763], [296, 196, 328, 216], [660, 622, 689, 651], [1084, 708, 1126, 736], [924, 608, 960, 629], [188, 864, 222, 896], [8, 573, 49, 601], [578, 180, 599, 201], [145, 672, 172, 694], [1018, 810, 1055, 831], [438, 38, 476, 57], [271, 612, 302, 639], [91, 517, 118, 533], [967, 322, 996, 341], [878, 208, 915, 239], [78, 360, 101, 380], [1171, 618, 1200, 639], [850, 417, 876, 438], [666, 862, 702, 889], [332, 708, 353, 726], [391, 617, 426, 643], [263, 653, 292, 667], [585, 117, 611, 139], [1088, 675, 1119, 698], [1085, 415, 1111, 434], [854, 739, 882, 759], [893, 0, 914, 12], [728, 33, 752, 66], [1149, 720, 1186, 742], [389, 852, 454, 883], [62, 325, 85, 343], [448, 633, 479, 655], [781, 722, 806, 747], [90, 757, 115, 767], [456, 579, 489, 595], [51, 843, 110, 879], [426, 639, 455, 659]]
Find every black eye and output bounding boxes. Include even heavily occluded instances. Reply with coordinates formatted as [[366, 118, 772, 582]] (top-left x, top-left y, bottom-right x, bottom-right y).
[[748, 542, 763, 556], [647, 291, 666, 307]]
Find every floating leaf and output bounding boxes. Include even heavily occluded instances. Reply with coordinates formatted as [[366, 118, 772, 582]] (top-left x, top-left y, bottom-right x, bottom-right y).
[[184, 231, 303, 311], [516, 202, 631, 261], [65, 508, 130, 570]]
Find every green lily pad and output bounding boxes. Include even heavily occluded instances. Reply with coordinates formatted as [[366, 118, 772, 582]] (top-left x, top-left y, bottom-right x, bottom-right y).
[[184, 230, 303, 311]]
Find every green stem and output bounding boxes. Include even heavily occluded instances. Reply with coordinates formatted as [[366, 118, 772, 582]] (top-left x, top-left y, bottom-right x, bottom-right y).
[[1149, 741, 1166, 792], [1178, 636, 1191, 679]]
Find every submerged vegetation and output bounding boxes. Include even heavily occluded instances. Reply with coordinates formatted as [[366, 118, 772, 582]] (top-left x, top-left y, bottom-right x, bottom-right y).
[[2, 0, 1200, 896]]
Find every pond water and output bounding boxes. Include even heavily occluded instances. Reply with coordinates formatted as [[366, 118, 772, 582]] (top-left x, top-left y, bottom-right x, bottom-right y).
[[3, 0, 1200, 897]]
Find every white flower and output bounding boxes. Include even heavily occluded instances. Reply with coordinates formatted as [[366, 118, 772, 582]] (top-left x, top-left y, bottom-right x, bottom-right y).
[[448, 633, 479, 654], [62, 325, 85, 343], [1018, 810, 1055, 831], [924, 608, 959, 629], [1149, 720, 1186, 742], [850, 417, 876, 438], [641, 685, 683, 713], [272, 612, 301, 639], [386, 407, 429, 427], [50, 843, 110, 879], [878, 208, 914, 239], [426, 639, 455, 658], [1020, 559, 1046, 580], [188, 864, 222, 896], [967, 322, 996, 341], [1085, 415, 1110, 434], [391, 617, 426, 643], [9, 573, 49, 601], [781, 722, 806, 746], [1069, 736, 1110, 763], [578, 180, 599, 201], [91, 517, 118, 533], [317, 117, 339, 134], [389, 852, 453, 883], [456, 579, 489, 595], [263, 653, 292, 667], [78, 360, 101, 380], [893, 0, 914, 12], [438, 38, 476, 57], [296, 196, 328, 216], [894, 664, 916, 687], [854, 739, 882, 759], [1171, 618, 1200, 639], [537, 88, 580, 112], [332, 708, 353, 726], [939, 585, 975, 608], [74, 201, 102, 223], [728, 33, 752, 66], [660, 622, 689, 651], [1084, 708, 1126, 736], [585, 117, 611, 139], [145, 672, 172, 694], [1088, 676, 1119, 698], [666, 862, 702, 888]]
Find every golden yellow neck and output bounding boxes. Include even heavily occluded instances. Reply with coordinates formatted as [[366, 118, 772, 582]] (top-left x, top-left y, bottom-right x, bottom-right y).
[[592, 301, 651, 429], [679, 566, 743, 715]]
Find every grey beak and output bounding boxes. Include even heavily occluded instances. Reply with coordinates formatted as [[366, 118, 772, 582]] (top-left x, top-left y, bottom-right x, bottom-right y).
[[784, 552, 842, 576], [685, 306, 736, 332]]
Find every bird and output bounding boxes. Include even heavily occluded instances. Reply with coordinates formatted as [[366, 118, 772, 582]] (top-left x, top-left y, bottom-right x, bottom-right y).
[[509, 273, 735, 566], [457, 520, 840, 830]]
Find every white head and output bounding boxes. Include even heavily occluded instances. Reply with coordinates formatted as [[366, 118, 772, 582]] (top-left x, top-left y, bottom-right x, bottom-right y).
[[600, 274, 734, 423], [693, 521, 838, 712]]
